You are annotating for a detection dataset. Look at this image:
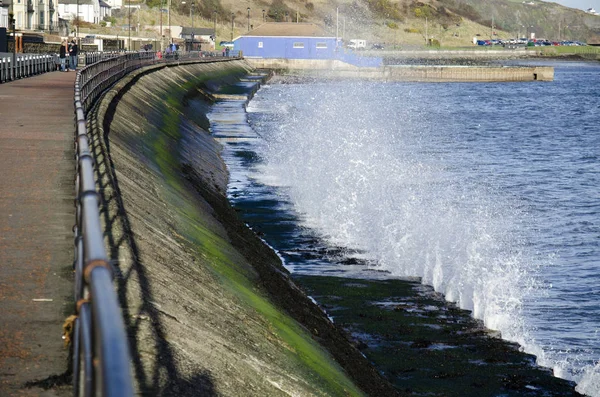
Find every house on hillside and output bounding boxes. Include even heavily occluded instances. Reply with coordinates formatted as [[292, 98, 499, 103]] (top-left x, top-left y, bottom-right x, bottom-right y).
[[58, 0, 107, 25], [180, 26, 214, 51], [7, 0, 59, 31], [0, 4, 8, 29], [233, 22, 339, 59]]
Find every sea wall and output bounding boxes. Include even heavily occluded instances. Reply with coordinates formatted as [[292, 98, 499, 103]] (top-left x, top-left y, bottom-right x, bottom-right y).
[[87, 59, 397, 396], [245, 58, 554, 81]]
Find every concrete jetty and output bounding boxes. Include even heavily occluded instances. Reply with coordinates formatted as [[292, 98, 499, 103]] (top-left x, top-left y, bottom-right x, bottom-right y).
[[246, 58, 554, 82]]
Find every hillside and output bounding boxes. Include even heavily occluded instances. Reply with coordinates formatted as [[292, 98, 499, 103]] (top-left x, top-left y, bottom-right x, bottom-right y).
[[99, 0, 600, 48]]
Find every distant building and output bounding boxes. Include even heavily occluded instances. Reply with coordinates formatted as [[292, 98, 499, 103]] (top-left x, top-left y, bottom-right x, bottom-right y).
[[233, 22, 382, 67], [180, 26, 214, 51], [6, 0, 60, 31], [58, 0, 105, 25], [103, 0, 121, 9], [0, 4, 8, 29], [99, 0, 110, 20], [233, 22, 339, 60], [586, 7, 598, 15]]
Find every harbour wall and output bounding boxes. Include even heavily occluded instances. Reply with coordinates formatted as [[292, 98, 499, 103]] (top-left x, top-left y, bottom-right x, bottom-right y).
[[88, 59, 397, 396], [245, 58, 554, 81]]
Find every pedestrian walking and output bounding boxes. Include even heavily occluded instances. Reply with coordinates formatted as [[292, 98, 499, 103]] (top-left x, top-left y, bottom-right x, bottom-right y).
[[69, 40, 78, 71], [59, 40, 67, 72]]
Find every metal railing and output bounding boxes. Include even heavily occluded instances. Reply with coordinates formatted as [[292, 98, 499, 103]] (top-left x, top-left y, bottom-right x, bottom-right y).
[[0, 53, 56, 83], [72, 51, 157, 397], [72, 50, 242, 396], [83, 50, 241, 66]]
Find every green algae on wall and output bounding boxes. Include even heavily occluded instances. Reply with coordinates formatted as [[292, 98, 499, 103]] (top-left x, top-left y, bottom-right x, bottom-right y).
[[91, 60, 371, 396]]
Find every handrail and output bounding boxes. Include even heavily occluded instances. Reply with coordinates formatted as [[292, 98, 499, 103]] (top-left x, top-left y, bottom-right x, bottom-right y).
[[71, 50, 242, 396], [0, 53, 57, 83], [71, 52, 157, 397]]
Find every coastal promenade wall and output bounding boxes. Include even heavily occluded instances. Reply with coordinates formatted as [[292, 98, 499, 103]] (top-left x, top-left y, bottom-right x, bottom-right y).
[[245, 58, 554, 82], [88, 59, 397, 396]]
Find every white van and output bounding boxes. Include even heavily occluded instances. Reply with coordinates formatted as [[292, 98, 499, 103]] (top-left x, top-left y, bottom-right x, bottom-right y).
[[347, 39, 366, 50]]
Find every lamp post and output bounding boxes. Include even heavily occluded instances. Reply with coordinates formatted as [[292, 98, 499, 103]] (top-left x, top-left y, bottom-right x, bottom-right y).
[[262, 9, 265, 22], [76, 0, 79, 42], [191, 2, 194, 51], [247, 7, 250, 31], [213, 10, 216, 47], [127, 0, 131, 50], [230, 12, 233, 41], [159, 0, 163, 50], [10, 6, 15, 79], [182, 0, 188, 50], [167, 0, 171, 44]]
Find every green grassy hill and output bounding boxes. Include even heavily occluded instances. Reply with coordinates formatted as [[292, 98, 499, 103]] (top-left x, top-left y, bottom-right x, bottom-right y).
[[96, 0, 599, 49]]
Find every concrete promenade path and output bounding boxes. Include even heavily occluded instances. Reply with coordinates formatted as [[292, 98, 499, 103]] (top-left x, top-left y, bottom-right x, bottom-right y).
[[0, 71, 76, 396]]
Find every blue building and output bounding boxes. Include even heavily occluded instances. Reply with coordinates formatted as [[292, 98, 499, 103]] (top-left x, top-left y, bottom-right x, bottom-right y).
[[233, 22, 339, 60], [233, 22, 383, 67]]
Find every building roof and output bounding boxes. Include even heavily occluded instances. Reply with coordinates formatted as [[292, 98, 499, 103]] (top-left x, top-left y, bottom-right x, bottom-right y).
[[180, 27, 214, 36], [244, 22, 329, 38]]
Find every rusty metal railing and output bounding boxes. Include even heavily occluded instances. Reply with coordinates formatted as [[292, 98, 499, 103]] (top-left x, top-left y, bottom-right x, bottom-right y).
[[72, 51, 158, 397], [72, 50, 243, 396]]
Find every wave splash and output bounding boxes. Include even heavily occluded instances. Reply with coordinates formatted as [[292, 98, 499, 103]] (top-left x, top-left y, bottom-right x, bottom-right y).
[[250, 82, 539, 342], [245, 81, 598, 395]]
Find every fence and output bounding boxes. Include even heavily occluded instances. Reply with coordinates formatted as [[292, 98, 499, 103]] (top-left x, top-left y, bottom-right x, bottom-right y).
[[0, 53, 56, 83], [72, 50, 242, 396]]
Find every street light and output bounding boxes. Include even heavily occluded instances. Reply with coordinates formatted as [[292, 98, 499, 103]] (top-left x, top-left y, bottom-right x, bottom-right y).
[[167, 0, 171, 44], [9, 4, 15, 79], [230, 12, 234, 41], [128, 0, 131, 50], [262, 9, 265, 22], [213, 10, 217, 48], [76, 0, 79, 42], [247, 7, 250, 31]]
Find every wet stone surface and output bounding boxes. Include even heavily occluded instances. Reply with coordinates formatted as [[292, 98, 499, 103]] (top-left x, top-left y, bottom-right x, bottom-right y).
[[295, 275, 583, 397]]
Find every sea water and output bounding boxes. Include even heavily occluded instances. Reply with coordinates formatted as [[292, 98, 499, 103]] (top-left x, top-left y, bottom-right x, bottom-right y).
[[209, 61, 600, 396]]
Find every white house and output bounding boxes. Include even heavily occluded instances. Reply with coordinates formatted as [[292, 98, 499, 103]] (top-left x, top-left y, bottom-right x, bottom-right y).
[[58, 0, 101, 24], [99, 0, 110, 19], [1, 5, 8, 28], [5, 0, 60, 31]]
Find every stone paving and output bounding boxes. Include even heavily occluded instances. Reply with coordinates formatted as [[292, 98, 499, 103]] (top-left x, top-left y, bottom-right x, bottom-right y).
[[0, 71, 76, 396]]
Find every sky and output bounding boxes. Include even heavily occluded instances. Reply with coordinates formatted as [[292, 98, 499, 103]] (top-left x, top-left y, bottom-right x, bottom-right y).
[[541, 0, 598, 11]]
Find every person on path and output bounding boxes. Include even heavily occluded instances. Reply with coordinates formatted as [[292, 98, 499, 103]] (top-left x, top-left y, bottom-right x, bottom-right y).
[[59, 40, 67, 72], [69, 40, 78, 71]]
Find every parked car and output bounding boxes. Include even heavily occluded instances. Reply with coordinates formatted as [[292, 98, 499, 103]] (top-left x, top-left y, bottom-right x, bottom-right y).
[[371, 43, 384, 50]]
